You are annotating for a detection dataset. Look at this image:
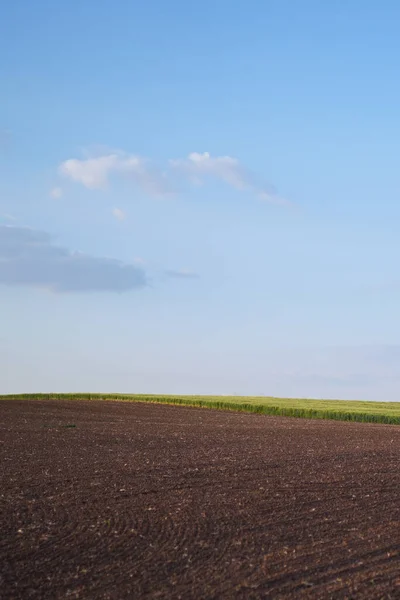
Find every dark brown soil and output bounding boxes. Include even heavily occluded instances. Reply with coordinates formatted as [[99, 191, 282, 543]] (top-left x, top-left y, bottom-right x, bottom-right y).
[[1, 400, 400, 599]]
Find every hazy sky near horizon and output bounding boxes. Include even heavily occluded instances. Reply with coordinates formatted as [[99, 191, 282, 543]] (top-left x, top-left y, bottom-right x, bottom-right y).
[[2, 0, 400, 400]]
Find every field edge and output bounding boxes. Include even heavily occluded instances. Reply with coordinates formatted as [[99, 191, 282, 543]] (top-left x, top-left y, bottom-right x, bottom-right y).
[[1, 393, 400, 425]]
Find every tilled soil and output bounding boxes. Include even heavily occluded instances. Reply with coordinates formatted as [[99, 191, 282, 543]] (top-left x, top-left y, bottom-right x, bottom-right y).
[[1, 400, 400, 599]]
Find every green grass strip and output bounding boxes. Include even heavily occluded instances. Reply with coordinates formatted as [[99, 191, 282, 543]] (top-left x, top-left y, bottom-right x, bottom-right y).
[[1, 393, 400, 425]]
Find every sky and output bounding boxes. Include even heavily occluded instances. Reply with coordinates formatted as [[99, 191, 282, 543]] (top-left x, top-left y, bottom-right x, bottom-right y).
[[1, 0, 400, 400]]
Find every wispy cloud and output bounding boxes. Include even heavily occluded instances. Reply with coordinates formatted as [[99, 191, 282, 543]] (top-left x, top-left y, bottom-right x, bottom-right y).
[[0, 225, 147, 293], [170, 152, 287, 204], [1, 214, 16, 222], [57, 148, 287, 204], [170, 152, 249, 189], [112, 207, 126, 221], [49, 187, 63, 199], [59, 151, 172, 196], [166, 269, 199, 279]]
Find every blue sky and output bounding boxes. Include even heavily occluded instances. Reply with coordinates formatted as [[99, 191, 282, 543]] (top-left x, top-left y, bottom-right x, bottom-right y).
[[2, 0, 400, 399]]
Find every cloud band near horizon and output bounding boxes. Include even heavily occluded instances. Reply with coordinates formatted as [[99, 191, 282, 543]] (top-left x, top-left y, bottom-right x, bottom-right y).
[[0, 226, 198, 294], [0, 225, 147, 293]]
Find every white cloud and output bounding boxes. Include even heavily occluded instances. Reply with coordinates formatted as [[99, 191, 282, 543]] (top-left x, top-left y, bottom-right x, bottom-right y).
[[59, 151, 172, 196], [60, 155, 119, 189], [57, 148, 288, 204], [170, 152, 247, 189], [50, 187, 63, 199], [112, 207, 126, 221], [170, 151, 286, 204]]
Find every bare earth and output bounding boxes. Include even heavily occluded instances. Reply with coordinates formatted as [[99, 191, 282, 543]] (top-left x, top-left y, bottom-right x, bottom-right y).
[[1, 400, 400, 599]]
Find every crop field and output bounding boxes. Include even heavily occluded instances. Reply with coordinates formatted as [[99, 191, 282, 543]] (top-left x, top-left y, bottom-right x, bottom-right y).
[[1, 398, 400, 599], [3, 392, 400, 424]]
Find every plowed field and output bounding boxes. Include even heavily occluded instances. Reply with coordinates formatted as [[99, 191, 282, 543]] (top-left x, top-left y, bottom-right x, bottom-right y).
[[1, 400, 400, 599]]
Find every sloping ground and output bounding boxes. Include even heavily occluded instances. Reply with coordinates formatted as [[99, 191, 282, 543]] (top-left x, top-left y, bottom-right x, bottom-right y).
[[1, 399, 400, 599]]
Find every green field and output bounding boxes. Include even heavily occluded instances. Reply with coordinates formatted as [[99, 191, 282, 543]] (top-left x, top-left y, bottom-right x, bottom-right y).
[[2, 393, 400, 425]]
